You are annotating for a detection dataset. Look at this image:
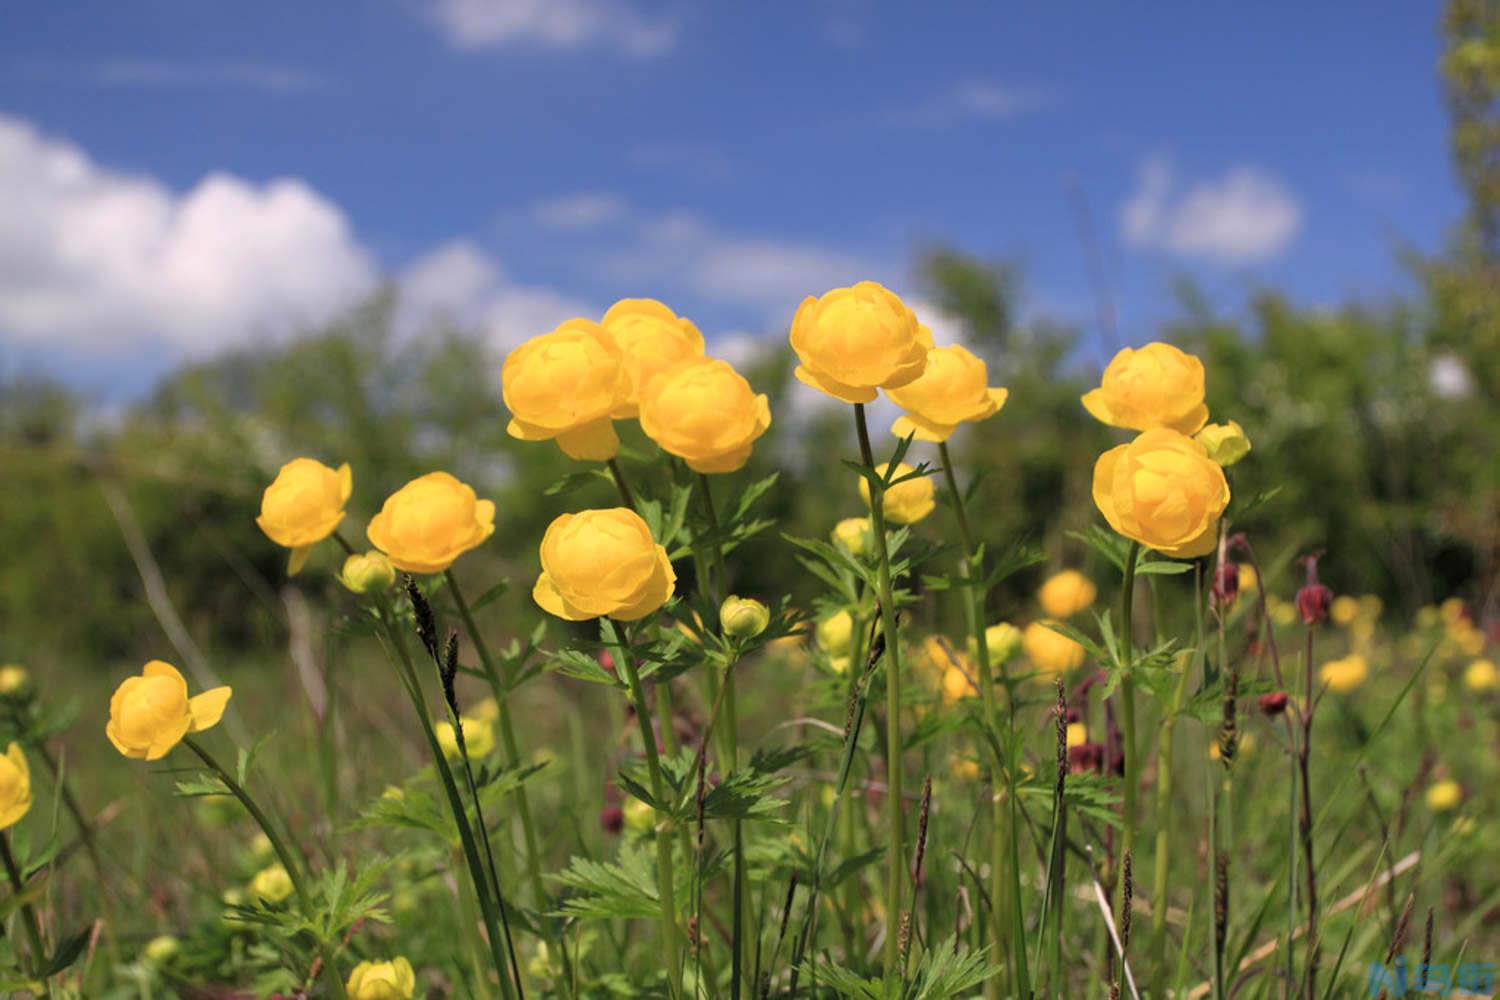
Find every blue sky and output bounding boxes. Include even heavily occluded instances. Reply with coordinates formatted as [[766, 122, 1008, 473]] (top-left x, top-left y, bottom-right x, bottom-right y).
[[0, 1, 1465, 400]]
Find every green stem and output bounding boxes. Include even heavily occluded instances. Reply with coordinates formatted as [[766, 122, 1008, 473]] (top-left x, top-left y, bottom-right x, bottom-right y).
[[1149, 568, 1199, 978], [853, 403, 905, 984], [606, 623, 682, 1000], [608, 459, 637, 510], [183, 736, 349, 1000], [1115, 543, 1140, 932], [0, 832, 46, 986], [938, 441, 1023, 997]]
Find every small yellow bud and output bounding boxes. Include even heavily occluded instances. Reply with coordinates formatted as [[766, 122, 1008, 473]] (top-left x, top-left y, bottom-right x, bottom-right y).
[[1194, 420, 1251, 466], [720, 596, 770, 639], [1329, 595, 1359, 628], [337, 551, 396, 595], [816, 610, 854, 658], [1426, 779, 1462, 812], [831, 517, 871, 556], [142, 934, 180, 965], [249, 864, 294, 905], [435, 717, 495, 760], [248, 831, 273, 861], [968, 622, 1023, 665], [623, 797, 654, 835], [0, 665, 28, 696], [346, 956, 416, 1000], [1464, 658, 1497, 692]]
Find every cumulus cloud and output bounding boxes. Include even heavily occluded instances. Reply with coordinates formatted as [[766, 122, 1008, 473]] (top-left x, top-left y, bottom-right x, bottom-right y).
[[1121, 155, 1301, 264], [0, 114, 375, 357], [424, 0, 677, 57], [532, 192, 628, 230]]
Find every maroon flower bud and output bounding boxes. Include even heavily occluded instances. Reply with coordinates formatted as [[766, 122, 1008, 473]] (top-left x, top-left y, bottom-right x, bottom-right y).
[[598, 649, 616, 673], [600, 805, 624, 835], [1068, 741, 1104, 774], [1296, 552, 1332, 626], [1258, 691, 1288, 716], [1211, 561, 1240, 609]]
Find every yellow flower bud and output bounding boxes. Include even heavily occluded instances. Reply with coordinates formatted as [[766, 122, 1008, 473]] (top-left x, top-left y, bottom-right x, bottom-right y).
[[720, 596, 770, 639], [142, 934, 180, 965], [367, 472, 495, 575], [0, 665, 28, 696], [1066, 722, 1088, 748], [1237, 562, 1258, 595], [940, 664, 975, 705], [1318, 654, 1369, 694], [816, 610, 854, 658], [858, 462, 935, 526], [1092, 429, 1230, 559], [503, 318, 631, 460], [435, 716, 495, 760], [248, 832, 273, 861], [827, 655, 852, 675], [106, 661, 231, 761], [600, 298, 706, 416], [1038, 570, 1097, 619], [1194, 420, 1251, 466], [887, 343, 1008, 442], [968, 622, 1023, 665], [638, 357, 771, 473], [831, 517, 871, 555], [533, 508, 675, 621], [1329, 595, 1359, 627], [950, 756, 981, 781], [471, 696, 501, 722], [338, 551, 396, 595], [1022, 621, 1086, 676], [1426, 779, 1462, 812], [249, 863, 293, 905], [0, 744, 31, 831], [623, 796, 654, 834], [1081, 342, 1209, 433], [346, 956, 416, 1000], [1464, 658, 1497, 692], [789, 282, 930, 403], [255, 458, 352, 575]]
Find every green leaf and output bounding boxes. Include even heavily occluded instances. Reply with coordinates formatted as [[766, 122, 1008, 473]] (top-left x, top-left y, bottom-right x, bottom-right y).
[[39, 928, 90, 977]]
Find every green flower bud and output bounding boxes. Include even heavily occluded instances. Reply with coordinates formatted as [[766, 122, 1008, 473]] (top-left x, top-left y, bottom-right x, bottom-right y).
[[720, 595, 770, 639]]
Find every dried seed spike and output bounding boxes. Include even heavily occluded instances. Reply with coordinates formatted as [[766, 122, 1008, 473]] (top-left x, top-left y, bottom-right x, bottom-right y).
[[1214, 849, 1229, 956], [911, 775, 932, 885], [404, 575, 439, 661], [776, 873, 799, 944], [1218, 670, 1239, 768], [897, 910, 913, 966], [1421, 906, 1434, 989], [441, 632, 461, 713], [1121, 849, 1134, 952], [1055, 677, 1068, 794], [1385, 892, 1414, 965], [694, 746, 708, 852]]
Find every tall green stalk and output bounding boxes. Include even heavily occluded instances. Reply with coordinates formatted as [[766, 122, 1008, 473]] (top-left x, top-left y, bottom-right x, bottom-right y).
[[604, 622, 682, 1000], [183, 736, 350, 1000], [937, 441, 1023, 997], [1115, 543, 1141, 926], [852, 403, 906, 984], [0, 832, 47, 987]]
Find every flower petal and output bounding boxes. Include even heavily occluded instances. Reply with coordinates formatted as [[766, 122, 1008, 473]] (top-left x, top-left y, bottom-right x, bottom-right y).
[[555, 419, 620, 462], [189, 687, 233, 732]]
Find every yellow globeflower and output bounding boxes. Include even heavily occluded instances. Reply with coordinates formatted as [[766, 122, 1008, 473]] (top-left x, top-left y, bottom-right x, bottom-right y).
[[1318, 654, 1369, 694], [1038, 570, 1097, 619], [886, 342, 1008, 442], [1464, 658, 1497, 692], [0, 744, 31, 830], [638, 357, 771, 473], [367, 472, 496, 575], [255, 458, 352, 574], [1194, 420, 1251, 466], [106, 661, 232, 761], [831, 517, 871, 555], [600, 298, 706, 415], [347, 957, 416, 1000], [502, 318, 632, 461], [0, 665, 28, 696], [1081, 342, 1209, 433], [789, 282, 930, 403], [940, 663, 975, 705], [249, 863, 294, 904], [1426, 779, 1462, 812], [1092, 429, 1230, 559], [1329, 595, 1359, 628], [858, 462, 935, 526], [533, 509, 675, 621], [435, 717, 495, 759], [816, 610, 854, 657], [1022, 621, 1087, 675]]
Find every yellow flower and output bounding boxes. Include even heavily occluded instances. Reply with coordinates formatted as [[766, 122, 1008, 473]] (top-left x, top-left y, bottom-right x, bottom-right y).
[[816, 610, 854, 657], [337, 551, 396, 595], [249, 864, 293, 905], [828, 655, 852, 675], [950, 756, 981, 781], [1194, 420, 1251, 466], [435, 717, 495, 759], [886, 343, 1008, 442], [367, 472, 496, 575], [1092, 429, 1230, 559], [106, 661, 232, 761], [1440, 597, 1466, 626], [1452, 623, 1486, 657], [0, 665, 28, 696], [1464, 658, 1497, 692], [789, 282, 930, 403], [1426, 779, 1462, 812], [1318, 654, 1369, 694], [831, 517, 871, 555], [1081, 342, 1209, 433], [638, 357, 771, 473], [533, 509, 675, 621], [1038, 570, 1097, 619], [0, 744, 31, 830], [601, 299, 706, 415], [1329, 595, 1359, 628], [858, 462, 935, 525], [1023, 621, 1086, 675], [471, 696, 501, 721], [502, 318, 632, 460], [347, 957, 416, 1000], [969, 622, 1023, 665], [1066, 722, 1087, 748], [142, 935, 180, 965], [940, 664, 975, 704], [255, 458, 352, 574], [720, 596, 770, 639], [1237, 562, 1258, 595]]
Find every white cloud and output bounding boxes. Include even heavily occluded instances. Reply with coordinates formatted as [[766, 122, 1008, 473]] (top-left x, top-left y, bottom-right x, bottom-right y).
[[89, 58, 324, 95], [0, 114, 375, 357], [424, 0, 677, 56], [893, 81, 1053, 128], [396, 240, 593, 355], [1121, 155, 1301, 264], [532, 192, 628, 230]]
